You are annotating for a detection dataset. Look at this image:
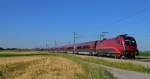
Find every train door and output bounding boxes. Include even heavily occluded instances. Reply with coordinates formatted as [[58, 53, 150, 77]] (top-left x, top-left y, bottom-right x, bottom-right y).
[[93, 41, 98, 55]]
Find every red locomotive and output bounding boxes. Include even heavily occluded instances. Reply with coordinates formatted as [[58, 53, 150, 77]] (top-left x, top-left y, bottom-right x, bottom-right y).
[[50, 34, 139, 59]]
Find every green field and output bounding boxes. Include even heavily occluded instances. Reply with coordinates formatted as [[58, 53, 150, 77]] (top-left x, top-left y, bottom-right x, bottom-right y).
[[139, 51, 150, 57]]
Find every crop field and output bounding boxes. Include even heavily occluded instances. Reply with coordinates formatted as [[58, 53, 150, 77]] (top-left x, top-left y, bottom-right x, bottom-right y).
[[0, 51, 114, 79], [0, 51, 149, 79]]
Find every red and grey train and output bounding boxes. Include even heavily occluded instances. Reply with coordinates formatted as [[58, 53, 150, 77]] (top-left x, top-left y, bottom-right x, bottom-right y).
[[50, 34, 139, 58]]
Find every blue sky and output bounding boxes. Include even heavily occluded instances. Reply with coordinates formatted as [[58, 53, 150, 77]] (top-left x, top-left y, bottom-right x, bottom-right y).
[[0, 0, 150, 50]]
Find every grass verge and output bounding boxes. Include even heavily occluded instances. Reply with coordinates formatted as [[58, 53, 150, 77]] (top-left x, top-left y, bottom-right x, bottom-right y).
[[48, 53, 150, 73], [60, 54, 114, 79]]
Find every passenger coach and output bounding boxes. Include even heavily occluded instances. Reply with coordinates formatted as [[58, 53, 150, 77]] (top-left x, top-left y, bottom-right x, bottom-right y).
[[50, 34, 139, 59]]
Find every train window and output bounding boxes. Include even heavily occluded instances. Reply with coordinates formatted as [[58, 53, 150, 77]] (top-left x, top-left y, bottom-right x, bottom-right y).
[[77, 46, 82, 49], [82, 45, 90, 49], [117, 40, 122, 45], [67, 47, 73, 49]]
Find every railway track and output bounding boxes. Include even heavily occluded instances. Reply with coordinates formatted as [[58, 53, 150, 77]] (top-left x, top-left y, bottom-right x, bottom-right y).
[[76, 55, 150, 67], [135, 57, 150, 62]]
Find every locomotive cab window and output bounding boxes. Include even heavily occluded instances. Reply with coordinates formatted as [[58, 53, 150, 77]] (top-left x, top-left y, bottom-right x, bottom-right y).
[[125, 37, 136, 46]]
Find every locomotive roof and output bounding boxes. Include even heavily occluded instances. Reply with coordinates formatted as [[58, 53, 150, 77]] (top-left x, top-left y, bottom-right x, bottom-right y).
[[118, 34, 135, 39], [50, 34, 136, 49]]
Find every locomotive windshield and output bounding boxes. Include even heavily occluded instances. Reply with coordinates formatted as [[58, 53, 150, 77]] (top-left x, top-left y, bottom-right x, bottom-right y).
[[124, 37, 136, 46]]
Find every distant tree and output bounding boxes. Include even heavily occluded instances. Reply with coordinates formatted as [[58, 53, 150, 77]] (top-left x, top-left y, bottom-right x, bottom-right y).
[[5, 48, 32, 51], [0, 47, 4, 50], [6, 48, 18, 50]]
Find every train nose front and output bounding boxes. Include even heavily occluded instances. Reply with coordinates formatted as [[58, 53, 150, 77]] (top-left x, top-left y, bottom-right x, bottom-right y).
[[126, 46, 137, 52]]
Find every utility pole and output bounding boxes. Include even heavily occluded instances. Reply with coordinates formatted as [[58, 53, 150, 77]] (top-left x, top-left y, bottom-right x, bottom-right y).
[[0, 40, 2, 48], [73, 32, 76, 54], [100, 32, 109, 40], [100, 34, 104, 40], [45, 40, 48, 49], [73, 32, 78, 54], [54, 40, 57, 47]]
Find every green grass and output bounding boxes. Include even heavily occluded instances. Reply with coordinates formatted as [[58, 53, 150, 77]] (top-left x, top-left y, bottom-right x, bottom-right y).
[[79, 57, 147, 73], [63, 55, 114, 79], [48, 53, 150, 73], [139, 51, 150, 57]]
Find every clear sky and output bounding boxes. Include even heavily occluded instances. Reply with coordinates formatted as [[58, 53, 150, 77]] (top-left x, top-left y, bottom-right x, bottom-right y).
[[0, 0, 150, 50]]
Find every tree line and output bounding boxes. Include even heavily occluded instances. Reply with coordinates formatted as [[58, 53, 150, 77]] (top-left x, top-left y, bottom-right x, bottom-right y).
[[0, 47, 32, 51]]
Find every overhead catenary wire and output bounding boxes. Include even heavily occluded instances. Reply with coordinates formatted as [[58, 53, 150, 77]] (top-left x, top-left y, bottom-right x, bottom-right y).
[[50, 2, 150, 48], [107, 5, 150, 26]]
